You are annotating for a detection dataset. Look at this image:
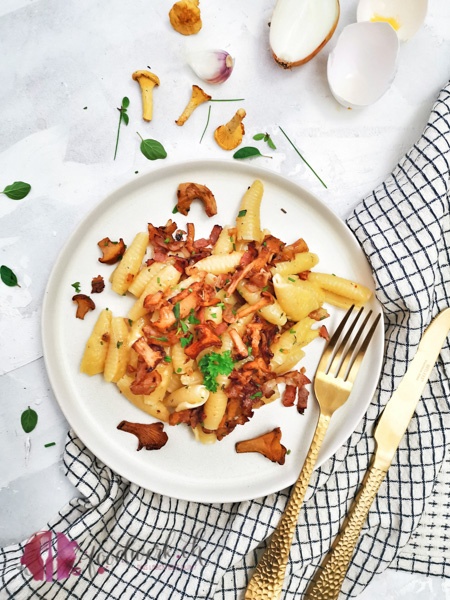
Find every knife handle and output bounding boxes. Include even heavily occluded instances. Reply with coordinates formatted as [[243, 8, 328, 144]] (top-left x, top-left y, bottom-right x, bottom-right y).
[[304, 464, 386, 600], [245, 413, 331, 600]]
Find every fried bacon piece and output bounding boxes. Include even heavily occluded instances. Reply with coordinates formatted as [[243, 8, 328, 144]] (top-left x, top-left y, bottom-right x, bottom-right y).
[[97, 237, 126, 264], [117, 420, 168, 451], [278, 369, 311, 414], [168, 405, 204, 428], [130, 358, 162, 395], [184, 324, 222, 359], [176, 182, 217, 217], [91, 275, 105, 294], [72, 294, 95, 319], [235, 427, 287, 465]]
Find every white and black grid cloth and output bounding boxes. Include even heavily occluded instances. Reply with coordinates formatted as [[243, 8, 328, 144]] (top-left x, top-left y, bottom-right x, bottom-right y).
[[1, 82, 450, 599]]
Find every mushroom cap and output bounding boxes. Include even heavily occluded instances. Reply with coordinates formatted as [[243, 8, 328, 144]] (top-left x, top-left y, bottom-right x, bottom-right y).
[[132, 70, 160, 87], [214, 109, 246, 151], [169, 0, 202, 35]]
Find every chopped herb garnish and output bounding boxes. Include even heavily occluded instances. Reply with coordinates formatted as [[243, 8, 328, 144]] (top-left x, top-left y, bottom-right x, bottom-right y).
[[180, 335, 193, 348], [71, 282, 81, 293], [238, 209, 247, 218], [117, 341, 123, 349], [44, 442, 56, 448], [288, 277, 296, 282], [164, 356, 172, 363], [250, 391, 263, 399], [173, 302, 181, 320]]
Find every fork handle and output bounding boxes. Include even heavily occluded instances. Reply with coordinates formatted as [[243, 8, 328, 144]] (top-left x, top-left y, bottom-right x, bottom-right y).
[[245, 413, 331, 600], [304, 464, 387, 600]]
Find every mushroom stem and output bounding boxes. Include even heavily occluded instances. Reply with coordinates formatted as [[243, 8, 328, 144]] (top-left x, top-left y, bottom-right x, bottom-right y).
[[225, 108, 246, 134], [132, 70, 160, 122], [214, 109, 246, 150]]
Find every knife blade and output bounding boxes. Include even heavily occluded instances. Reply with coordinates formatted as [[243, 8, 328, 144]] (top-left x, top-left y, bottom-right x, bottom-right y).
[[305, 307, 450, 600]]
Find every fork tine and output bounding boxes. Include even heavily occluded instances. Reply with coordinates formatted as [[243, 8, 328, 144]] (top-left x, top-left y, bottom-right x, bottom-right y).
[[344, 312, 381, 383], [335, 309, 372, 379], [317, 305, 357, 373]]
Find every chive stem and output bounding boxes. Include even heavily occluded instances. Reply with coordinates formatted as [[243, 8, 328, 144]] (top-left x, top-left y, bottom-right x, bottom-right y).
[[200, 105, 211, 144], [278, 126, 327, 189]]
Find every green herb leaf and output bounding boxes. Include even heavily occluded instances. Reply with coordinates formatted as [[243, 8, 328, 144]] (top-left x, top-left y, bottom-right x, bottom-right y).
[[180, 335, 193, 348], [278, 126, 327, 189], [21, 407, 38, 433], [198, 350, 235, 392], [113, 97, 130, 160], [266, 137, 277, 150], [252, 133, 265, 141], [45, 442, 56, 448], [173, 302, 181, 320], [71, 281, 81, 293], [233, 147, 269, 160], [137, 133, 167, 160], [1, 265, 19, 287], [2, 181, 31, 200], [238, 209, 247, 217]]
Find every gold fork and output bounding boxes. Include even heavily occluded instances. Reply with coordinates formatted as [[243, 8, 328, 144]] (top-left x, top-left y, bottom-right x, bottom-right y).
[[244, 305, 381, 600]]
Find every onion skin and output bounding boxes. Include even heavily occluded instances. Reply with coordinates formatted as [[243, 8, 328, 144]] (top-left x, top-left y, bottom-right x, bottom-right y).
[[270, 0, 340, 69]]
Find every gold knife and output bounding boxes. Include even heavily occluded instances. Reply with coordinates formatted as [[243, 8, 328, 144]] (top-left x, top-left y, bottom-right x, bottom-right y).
[[305, 307, 450, 600]]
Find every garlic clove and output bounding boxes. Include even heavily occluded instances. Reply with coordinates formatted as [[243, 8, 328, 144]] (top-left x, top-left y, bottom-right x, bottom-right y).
[[186, 49, 234, 84]]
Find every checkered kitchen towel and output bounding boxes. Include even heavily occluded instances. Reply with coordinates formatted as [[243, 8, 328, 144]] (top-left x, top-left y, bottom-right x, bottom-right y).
[[1, 82, 449, 599]]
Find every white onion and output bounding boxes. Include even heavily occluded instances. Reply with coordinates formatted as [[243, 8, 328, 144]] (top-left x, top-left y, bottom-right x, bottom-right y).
[[187, 49, 234, 84], [269, 0, 340, 68]]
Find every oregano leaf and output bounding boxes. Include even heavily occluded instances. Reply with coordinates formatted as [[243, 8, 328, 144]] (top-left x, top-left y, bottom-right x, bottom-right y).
[[1, 265, 19, 287], [252, 133, 265, 141], [137, 134, 167, 160], [233, 147, 266, 160], [2, 181, 31, 200], [21, 407, 38, 433]]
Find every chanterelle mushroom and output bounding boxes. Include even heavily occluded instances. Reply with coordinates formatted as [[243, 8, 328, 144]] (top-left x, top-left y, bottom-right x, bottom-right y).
[[235, 427, 287, 465], [169, 0, 202, 36], [176, 182, 217, 217], [132, 70, 160, 122], [72, 294, 95, 320], [117, 420, 168, 451], [214, 108, 246, 150], [176, 85, 211, 126]]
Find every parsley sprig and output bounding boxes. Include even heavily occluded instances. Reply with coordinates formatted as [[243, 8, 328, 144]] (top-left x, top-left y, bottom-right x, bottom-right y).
[[198, 351, 235, 392]]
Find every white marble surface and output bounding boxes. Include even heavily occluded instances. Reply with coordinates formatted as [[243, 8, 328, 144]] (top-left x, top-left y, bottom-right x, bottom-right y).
[[1, 0, 449, 597]]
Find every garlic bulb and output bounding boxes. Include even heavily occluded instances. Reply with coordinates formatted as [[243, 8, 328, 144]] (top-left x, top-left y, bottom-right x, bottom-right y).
[[187, 49, 234, 84]]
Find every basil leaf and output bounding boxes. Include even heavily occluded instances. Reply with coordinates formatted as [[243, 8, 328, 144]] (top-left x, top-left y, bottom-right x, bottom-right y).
[[1, 265, 19, 287], [233, 147, 264, 160], [138, 135, 167, 161], [2, 181, 31, 200], [21, 407, 38, 433]]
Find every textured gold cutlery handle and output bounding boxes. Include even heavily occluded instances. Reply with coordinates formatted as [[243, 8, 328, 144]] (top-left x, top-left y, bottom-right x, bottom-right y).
[[245, 413, 331, 600], [304, 464, 387, 600]]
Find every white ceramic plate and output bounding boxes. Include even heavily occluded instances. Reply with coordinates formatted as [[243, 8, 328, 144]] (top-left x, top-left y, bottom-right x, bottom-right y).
[[42, 160, 383, 503]]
